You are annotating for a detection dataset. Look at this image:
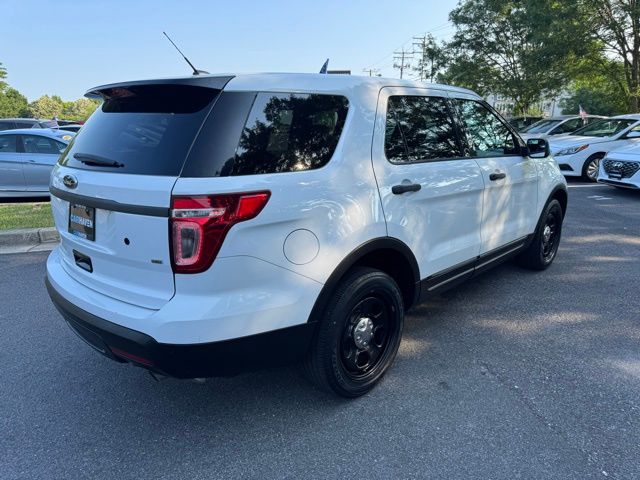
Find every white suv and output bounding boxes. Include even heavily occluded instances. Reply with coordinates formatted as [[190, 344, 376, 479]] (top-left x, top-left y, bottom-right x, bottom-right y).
[[46, 74, 567, 397]]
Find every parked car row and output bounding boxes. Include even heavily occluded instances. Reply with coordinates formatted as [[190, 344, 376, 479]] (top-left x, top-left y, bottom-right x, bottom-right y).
[[548, 115, 640, 182], [519, 115, 606, 140], [0, 128, 74, 197], [505, 112, 640, 185], [0, 117, 83, 133]]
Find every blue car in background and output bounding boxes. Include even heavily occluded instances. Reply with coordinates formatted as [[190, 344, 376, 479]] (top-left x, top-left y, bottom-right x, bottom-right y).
[[0, 128, 74, 198]]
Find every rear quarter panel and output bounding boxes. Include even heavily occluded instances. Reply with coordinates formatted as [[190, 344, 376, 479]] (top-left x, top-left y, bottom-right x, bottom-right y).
[[171, 83, 386, 285]]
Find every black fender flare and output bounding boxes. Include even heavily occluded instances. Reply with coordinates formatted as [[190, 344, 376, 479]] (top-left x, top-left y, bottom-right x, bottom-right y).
[[306, 237, 420, 324], [547, 183, 568, 217]]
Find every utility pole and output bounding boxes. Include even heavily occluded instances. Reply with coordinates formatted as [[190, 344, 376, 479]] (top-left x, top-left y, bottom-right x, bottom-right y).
[[362, 68, 380, 77], [412, 34, 441, 83], [413, 35, 429, 82], [393, 49, 413, 79]]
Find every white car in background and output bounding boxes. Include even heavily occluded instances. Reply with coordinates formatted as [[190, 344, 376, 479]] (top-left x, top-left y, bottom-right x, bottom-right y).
[[598, 143, 640, 189], [549, 114, 640, 181], [519, 115, 606, 141]]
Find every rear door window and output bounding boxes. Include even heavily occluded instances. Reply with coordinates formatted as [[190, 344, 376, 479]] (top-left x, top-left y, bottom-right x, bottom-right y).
[[385, 95, 461, 163], [58, 84, 220, 176], [228, 93, 349, 175], [22, 135, 65, 154]]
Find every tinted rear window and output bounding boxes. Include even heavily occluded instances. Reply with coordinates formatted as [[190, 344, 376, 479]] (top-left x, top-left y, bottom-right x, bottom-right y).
[[229, 93, 349, 175], [58, 84, 220, 176]]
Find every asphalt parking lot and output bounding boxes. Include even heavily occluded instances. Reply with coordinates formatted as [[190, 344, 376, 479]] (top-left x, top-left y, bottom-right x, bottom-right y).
[[1, 180, 639, 479]]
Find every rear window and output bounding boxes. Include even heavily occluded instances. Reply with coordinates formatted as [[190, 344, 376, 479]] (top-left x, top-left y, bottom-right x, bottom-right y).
[[0, 135, 17, 152], [58, 84, 220, 176], [229, 93, 349, 175]]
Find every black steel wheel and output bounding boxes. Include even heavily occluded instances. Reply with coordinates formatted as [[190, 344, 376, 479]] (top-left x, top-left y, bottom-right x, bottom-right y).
[[305, 267, 404, 398], [516, 199, 563, 270], [541, 211, 560, 263]]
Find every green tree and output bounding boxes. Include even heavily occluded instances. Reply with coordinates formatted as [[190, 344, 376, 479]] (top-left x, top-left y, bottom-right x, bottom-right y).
[[62, 98, 100, 122], [27, 95, 64, 119], [561, 52, 629, 115], [413, 34, 448, 83], [0, 62, 7, 91], [560, 86, 626, 116], [583, 0, 640, 111], [441, 0, 590, 115], [0, 87, 29, 117]]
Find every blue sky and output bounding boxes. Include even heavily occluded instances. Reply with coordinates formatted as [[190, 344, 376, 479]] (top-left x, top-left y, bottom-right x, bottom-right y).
[[2, 0, 458, 101]]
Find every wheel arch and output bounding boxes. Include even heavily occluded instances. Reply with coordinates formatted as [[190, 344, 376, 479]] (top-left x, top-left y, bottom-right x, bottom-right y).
[[307, 238, 420, 324], [549, 184, 568, 217]]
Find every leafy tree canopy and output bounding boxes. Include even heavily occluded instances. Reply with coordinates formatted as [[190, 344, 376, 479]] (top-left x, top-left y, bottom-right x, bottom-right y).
[[0, 87, 29, 117], [442, 0, 592, 115]]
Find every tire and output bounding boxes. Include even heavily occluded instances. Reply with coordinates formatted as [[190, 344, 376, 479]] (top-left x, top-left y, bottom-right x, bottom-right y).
[[516, 199, 563, 270], [582, 154, 603, 182], [304, 267, 404, 398]]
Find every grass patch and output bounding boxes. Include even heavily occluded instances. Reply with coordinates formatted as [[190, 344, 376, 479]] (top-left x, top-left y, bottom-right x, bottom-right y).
[[0, 202, 54, 230]]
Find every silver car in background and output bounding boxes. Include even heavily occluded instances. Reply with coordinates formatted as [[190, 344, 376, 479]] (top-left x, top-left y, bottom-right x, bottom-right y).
[[519, 115, 607, 140], [0, 128, 74, 198]]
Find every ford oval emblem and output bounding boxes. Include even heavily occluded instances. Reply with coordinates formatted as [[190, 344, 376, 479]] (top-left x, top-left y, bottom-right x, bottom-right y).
[[63, 174, 78, 189]]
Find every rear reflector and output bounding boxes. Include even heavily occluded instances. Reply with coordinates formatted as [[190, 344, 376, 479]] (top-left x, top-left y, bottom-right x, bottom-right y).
[[170, 191, 270, 273], [110, 346, 154, 367]]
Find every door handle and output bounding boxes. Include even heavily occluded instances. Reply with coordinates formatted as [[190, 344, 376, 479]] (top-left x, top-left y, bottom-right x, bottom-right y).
[[392, 183, 422, 194], [489, 172, 506, 181]]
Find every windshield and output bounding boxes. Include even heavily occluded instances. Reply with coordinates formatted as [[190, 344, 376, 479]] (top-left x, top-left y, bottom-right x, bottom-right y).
[[521, 119, 563, 134], [39, 120, 58, 128], [570, 118, 636, 137]]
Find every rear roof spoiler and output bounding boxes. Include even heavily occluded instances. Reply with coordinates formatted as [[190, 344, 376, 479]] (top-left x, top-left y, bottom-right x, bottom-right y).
[[85, 75, 235, 99]]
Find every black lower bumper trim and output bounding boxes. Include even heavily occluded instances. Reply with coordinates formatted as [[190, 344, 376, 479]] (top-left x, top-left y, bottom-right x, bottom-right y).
[[46, 277, 316, 378], [599, 179, 638, 189]]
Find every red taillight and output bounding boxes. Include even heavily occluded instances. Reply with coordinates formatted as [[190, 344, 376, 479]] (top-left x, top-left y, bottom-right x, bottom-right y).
[[170, 191, 270, 273]]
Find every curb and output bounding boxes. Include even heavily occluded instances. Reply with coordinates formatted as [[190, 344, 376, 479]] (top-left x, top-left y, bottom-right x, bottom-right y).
[[0, 227, 59, 254]]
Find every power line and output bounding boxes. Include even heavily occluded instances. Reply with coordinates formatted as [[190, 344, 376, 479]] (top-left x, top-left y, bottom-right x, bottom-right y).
[[366, 21, 454, 74]]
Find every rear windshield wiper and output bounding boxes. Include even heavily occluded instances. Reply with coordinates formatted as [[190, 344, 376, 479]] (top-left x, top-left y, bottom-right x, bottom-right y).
[[73, 153, 125, 168]]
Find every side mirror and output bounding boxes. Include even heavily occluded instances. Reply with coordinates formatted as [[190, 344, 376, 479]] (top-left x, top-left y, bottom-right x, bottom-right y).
[[624, 130, 640, 139], [526, 138, 550, 158]]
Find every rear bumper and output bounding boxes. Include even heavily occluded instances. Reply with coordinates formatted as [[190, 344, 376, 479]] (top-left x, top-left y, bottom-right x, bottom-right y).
[[46, 277, 316, 378]]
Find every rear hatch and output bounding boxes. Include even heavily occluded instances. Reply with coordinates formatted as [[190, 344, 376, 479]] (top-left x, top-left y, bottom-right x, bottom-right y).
[[50, 79, 231, 309]]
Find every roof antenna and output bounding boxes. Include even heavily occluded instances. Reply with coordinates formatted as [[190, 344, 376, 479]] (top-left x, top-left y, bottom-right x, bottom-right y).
[[319, 59, 329, 74], [163, 31, 209, 75]]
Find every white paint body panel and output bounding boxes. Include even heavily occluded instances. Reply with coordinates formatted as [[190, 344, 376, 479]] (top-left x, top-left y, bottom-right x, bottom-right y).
[[371, 87, 485, 277], [47, 248, 322, 343], [50, 166, 176, 309]]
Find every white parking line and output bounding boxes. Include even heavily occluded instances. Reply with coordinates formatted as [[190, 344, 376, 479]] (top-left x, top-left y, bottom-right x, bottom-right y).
[[587, 195, 613, 201], [567, 184, 604, 188]]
